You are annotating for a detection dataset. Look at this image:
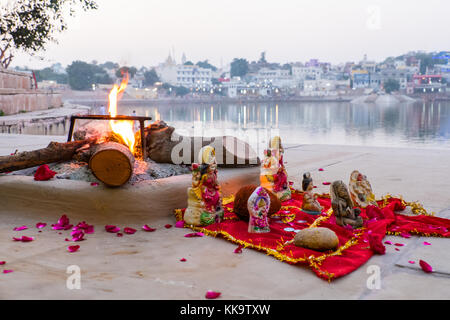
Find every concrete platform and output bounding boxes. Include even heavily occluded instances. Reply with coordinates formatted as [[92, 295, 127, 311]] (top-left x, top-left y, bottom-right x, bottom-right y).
[[0, 135, 449, 299]]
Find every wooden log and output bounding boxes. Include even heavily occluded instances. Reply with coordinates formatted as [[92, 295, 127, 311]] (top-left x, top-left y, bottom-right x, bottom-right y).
[[0, 139, 95, 173], [89, 142, 134, 187]]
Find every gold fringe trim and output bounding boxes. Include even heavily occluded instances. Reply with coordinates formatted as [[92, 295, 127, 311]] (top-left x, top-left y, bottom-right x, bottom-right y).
[[381, 194, 435, 216]]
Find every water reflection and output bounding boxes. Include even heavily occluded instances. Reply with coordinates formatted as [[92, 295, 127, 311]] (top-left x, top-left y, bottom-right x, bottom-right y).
[[4, 101, 449, 149]]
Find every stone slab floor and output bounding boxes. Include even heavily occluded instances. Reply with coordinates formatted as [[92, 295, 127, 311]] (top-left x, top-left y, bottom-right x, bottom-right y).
[[0, 134, 449, 299]]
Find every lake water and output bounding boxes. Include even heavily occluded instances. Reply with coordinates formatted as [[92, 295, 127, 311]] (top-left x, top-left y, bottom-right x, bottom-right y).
[[10, 100, 450, 150]]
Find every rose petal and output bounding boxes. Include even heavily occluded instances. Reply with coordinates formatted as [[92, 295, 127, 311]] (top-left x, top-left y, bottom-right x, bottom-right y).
[[0, 261, 5, 265], [68, 245, 80, 253], [34, 164, 56, 181], [419, 260, 433, 273], [13, 225, 28, 231], [423, 241, 432, 246], [322, 182, 331, 185], [408, 260, 415, 264], [73, 221, 94, 234], [180, 258, 187, 262], [394, 243, 405, 247], [52, 215, 72, 230], [400, 232, 411, 238], [117, 233, 123, 237], [3, 270, 13, 274], [205, 290, 221, 299], [384, 241, 393, 245], [36, 222, 47, 229], [175, 220, 185, 228], [165, 224, 172, 229], [184, 232, 204, 238], [105, 225, 120, 233], [234, 245, 243, 254], [90, 182, 99, 186], [142, 225, 156, 232], [70, 230, 85, 242], [318, 168, 324, 171], [124, 227, 136, 235], [395, 248, 400, 251], [13, 236, 34, 242]]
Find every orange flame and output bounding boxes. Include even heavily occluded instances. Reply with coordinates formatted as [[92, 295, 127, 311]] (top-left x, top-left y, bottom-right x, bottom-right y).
[[108, 73, 135, 152]]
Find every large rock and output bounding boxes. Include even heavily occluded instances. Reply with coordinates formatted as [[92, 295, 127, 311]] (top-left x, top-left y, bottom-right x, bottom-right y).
[[293, 227, 339, 251]]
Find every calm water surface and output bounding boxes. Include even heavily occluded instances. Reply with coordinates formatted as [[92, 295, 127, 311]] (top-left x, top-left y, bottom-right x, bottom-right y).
[[14, 100, 450, 149]]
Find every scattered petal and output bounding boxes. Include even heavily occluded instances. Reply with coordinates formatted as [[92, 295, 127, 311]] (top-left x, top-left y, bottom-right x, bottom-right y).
[[234, 245, 244, 254], [142, 225, 156, 232], [117, 233, 123, 237], [36, 222, 47, 229], [34, 164, 56, 181], [313, 186, 318, 188], [419, 260, 433, 273], [175, 220, 185, 228], [70, 230, 85, 242], [368, 233, 385, 255], [394, 243, 405, 247], [65, 238, 70, 241], [3, 270, 13, 274], [52, 215, 73, 230], [318, 168, 324, 171], [73, 221, 94, 234], [400, 232, 411, 239], [384, 241, 393, 245], [105, 225, 120, 233], [13, 225, 28, 231], [90, 182, 99, 186], [0, 261, 5, 265], [205, 291, 221, 299], [408, 260, 415, 264], [423, 241, 432, 246], [322, 182, 331, 185], [184, 232, 204, 238], [180, 258, 187, 262], [395, 248, 400, 251], [68, 245, 80, 253], [13, 236, 34, 242], [165, 224, 172, 229], [124, 227, 137, 235]]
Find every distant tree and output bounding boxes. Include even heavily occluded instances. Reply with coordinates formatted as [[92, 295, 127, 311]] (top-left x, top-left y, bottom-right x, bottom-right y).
[[34, 67, 68, 84], [196, 60, 217, 71], [116, 66, 137, 79], [143, 69, 160, 86], [230, 58, 249, 78], [383, 79, 400, 94], [67, 60, 112, 90], [258, 52, 267, 64], [175, 86, 189, 96], [0, 0, 97, 69], [99, 61, 119, 70], [184, 61, 194, 66]]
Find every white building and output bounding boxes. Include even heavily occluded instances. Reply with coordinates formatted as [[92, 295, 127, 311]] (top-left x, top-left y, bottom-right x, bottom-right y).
[[292, 66, 323, 80], [256, 68, 296, 88]]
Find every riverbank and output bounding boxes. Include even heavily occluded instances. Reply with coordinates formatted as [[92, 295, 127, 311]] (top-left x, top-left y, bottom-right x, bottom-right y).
[[0, 137, 449, 299]]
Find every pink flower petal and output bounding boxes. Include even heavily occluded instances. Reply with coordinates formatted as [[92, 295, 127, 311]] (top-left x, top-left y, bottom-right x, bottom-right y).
[[65, 238, 70, 241], [90, 182, 99, 186], [142, 225, 156, 232], [175, 220, 185, 228], [234, 245, 244, 254], [384, 241, 393, 245], [73, 221, 94, 234], [184, 232, 204, 238], [394, 243, 405, 247], [117, 233, 123, 237], [322, 182, 331, 185], [423, 241, 432, 246], [3, 270, 13, 274], [13, 236, 34, 242], [124, 227, 136, 235], [68, 245, 80, 253], [165, 224, 172, 229], [0, 261, 5, 265], [419, 260, 433, 273], [105, 225, 120, 233], [408, 260, 415, 264], [318, 168, 324, 171], [70, 230, 85, 242], [36, 222, 47, 229], [205, 290, 221, 299], [13, 225, 28, 231], [180, 258, 187, 262], [395, 248, 400, 251], [400, 232, 411, 238], [52, 215, 72, 230]]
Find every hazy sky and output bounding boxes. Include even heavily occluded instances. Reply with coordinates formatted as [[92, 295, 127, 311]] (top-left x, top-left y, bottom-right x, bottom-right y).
[[10, 0, 450, 69]]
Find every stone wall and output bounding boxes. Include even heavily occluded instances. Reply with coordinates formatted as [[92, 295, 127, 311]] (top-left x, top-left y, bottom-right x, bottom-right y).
[[0, 68, 62, 115]]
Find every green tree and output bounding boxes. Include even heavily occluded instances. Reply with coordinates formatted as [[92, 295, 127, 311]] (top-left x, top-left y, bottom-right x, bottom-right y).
[[116, 66, 137, 79], [196, 60, 217, 71], [175, 86, 189, 96], [66, 60, 112, 90], [383, 79, 400, 94], [34, 67, 68, 84], [184, 61, 194, 66], [230, 58, 249, 78], [143, 69, 160, 86], [0, 0, 97, 68]]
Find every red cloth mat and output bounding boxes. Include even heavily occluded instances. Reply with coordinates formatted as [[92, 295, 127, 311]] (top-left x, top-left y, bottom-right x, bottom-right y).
[[174, 189, 450, 281]]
